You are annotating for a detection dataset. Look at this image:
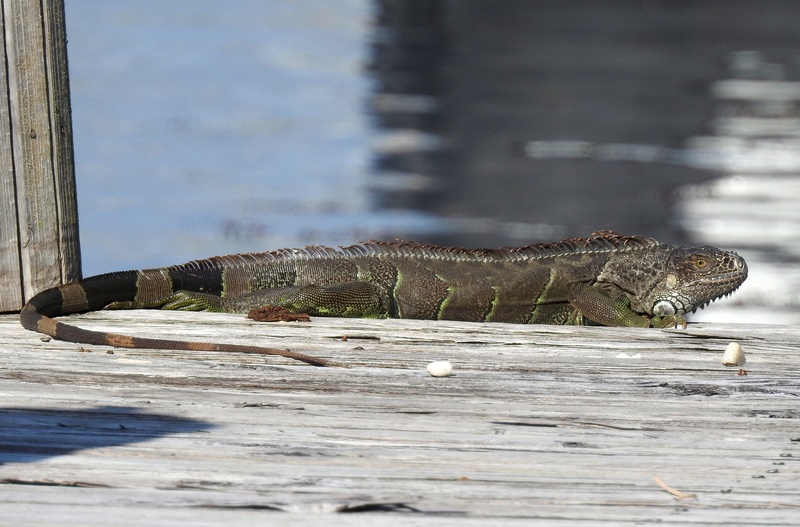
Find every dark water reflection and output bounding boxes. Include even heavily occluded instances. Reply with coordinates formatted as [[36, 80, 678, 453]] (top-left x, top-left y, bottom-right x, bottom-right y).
[[369, 1, 797, 240], [368, 1, 800, 323]]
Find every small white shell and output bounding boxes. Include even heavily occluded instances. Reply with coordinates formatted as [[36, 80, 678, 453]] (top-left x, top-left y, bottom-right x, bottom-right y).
[[426, 360, 453, 377], [722, 342, 746, 367]]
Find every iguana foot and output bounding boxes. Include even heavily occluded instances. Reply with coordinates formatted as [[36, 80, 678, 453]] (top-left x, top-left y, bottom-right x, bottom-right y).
[[649, 314, 687, 329]]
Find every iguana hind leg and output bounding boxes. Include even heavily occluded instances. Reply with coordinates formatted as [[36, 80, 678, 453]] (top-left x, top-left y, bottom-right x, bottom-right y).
[[228, 281, 391, 318], [108, 281, 391, 318], [106, 291, 226, 312]]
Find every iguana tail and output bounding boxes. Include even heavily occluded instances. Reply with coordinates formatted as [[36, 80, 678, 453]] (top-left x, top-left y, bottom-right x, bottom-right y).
[[20, 272, 345, 368]]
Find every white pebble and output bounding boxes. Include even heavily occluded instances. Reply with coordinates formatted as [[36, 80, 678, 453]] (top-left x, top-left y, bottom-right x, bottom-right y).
[[722, 342, 746, 367], [426, 360, 453, 377]]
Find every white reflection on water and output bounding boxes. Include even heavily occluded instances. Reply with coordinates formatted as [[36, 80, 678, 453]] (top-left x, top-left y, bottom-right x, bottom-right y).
[[524, 52, 800, 323]]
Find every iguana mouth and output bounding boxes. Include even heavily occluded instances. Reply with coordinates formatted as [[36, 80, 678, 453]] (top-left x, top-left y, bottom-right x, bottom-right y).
[[692, 286, 744, 312]]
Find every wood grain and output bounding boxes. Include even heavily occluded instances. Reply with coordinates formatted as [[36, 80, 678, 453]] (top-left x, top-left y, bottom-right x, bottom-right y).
[[0, 0, 79, 312], [1, 312, 799, 525]]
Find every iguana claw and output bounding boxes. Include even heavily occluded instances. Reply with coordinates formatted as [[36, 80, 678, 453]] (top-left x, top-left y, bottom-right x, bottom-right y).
[[650, 315, 687, 329]]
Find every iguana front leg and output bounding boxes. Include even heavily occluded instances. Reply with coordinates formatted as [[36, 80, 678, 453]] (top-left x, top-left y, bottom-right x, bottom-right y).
[[567, 283, 686, 328]]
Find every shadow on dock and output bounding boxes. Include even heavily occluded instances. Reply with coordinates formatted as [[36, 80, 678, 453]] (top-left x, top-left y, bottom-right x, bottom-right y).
[[0, 406, 214, 466]]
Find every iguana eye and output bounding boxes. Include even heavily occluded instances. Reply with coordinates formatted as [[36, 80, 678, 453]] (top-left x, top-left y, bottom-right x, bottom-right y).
[[694, 257, 708, 268]]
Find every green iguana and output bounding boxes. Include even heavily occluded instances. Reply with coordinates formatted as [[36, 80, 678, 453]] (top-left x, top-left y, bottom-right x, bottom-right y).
[[20, 231, 747, 367]]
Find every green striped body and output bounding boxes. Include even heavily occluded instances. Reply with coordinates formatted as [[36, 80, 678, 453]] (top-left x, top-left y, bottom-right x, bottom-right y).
[[218, 248, 611, 324], [33, 245, 599, 324]]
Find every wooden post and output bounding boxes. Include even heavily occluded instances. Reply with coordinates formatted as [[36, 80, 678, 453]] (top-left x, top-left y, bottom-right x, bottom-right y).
[[0, 0, 79, 312]]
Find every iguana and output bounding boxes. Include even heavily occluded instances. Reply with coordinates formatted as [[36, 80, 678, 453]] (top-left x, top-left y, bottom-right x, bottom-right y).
[[20, 231, 747, 367]]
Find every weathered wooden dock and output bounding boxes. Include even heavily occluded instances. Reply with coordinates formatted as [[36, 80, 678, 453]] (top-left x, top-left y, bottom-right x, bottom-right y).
[[1, 311, 798, 525]]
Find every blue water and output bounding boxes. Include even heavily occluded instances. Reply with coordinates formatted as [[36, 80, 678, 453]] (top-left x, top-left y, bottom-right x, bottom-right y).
[[66, 0, 438, 276]]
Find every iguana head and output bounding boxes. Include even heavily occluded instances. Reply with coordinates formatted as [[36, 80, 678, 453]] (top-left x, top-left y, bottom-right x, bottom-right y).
[[600, 244, 748, 317], [641, 245, 748, 317]]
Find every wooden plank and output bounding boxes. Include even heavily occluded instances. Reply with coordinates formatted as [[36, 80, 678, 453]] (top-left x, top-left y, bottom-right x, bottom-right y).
[[0, 2, 22, 312], [0, 0, 79, 311], [3, 0, 61, 300], [1, 313, 799, 525], [40, 0, 80, 284]]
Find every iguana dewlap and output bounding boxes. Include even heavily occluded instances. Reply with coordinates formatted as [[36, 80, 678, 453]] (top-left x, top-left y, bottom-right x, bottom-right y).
[[20, 231, 748, 366]]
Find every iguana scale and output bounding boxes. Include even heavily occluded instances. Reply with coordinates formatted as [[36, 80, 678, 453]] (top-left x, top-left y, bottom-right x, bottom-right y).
[[20, 231, 748, 367]]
